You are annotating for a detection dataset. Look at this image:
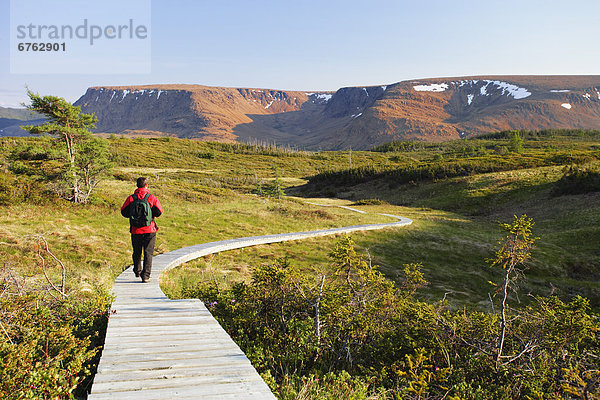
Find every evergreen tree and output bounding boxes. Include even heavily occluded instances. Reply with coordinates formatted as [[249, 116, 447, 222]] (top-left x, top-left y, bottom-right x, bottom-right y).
[[21, 89, 112, 203], [509, 131, 524, 153]]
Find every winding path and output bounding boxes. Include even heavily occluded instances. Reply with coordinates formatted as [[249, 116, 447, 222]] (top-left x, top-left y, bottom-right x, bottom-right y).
[[88, 208, 412, 399]]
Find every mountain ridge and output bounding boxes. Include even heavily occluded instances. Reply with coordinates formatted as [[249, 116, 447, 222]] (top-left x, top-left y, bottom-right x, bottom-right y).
[[4, 76, 600, 149]]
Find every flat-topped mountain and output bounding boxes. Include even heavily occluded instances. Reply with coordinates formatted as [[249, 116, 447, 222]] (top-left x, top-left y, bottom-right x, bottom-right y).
[[71, 84, 333, 143], [67, 76, 600, 149]]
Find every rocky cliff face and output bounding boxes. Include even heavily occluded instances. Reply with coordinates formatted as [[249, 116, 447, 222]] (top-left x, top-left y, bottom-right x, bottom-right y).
[[73, 76, 600, 149], [324, 86, 386, 118], [74, 85, 333, 142], [75, 87, 207, 138]]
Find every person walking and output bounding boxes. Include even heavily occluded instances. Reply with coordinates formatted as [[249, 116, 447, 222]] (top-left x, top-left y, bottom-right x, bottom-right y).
[[121, 177, 163, 283]]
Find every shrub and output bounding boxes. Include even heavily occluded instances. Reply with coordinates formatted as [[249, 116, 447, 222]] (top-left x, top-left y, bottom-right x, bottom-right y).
[[508, 131, 524, 153], [112, 171, 137, 182], [187, 234, 600, 399], [352, 199, 389, 206], [0, 292, 110, 399], [197, 150, 216, 159], [0, 172, 51, 206], [307, 150, 597, 193], [553, 163, 600, 196], [475, 128, 600, 140], [208, 141, 310, 157], [371, 141, 426, 152]]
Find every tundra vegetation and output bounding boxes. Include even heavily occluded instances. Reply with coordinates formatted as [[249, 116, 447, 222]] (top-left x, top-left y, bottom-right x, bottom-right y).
[[0, 128, 599, 399]]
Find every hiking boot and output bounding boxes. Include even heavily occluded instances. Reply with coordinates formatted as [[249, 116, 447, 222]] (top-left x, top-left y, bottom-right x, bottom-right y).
[[141, 277, 151, 283]]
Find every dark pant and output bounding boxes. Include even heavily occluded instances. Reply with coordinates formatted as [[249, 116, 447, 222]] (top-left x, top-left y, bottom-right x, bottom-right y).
[[131, 232, 156, 280]]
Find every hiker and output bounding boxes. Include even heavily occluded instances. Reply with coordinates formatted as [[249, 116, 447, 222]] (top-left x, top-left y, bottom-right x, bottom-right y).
[[120, 177, 163, 283]]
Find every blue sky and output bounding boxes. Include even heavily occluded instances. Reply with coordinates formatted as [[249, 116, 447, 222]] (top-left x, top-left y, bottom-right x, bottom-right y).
[[1, 0, 599, 107]]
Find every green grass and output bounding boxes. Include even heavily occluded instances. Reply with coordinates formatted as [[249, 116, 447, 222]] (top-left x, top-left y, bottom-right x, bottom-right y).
[[160, 132, 600, 309], [109, 137, 392, 180], [3, 134, 599, 307], [161, 204, 500, 307], [164, 192, 600, 311], [299, 164, 600, 307], [2, 132, 600, 397], [0, 175, 389, 293]]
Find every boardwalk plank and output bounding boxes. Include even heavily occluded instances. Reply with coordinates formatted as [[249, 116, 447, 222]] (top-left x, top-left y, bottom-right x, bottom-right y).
[[97, 354, 252, 374], [92, 364, 261, 384], [89, 381, 276, 399], [92, 371, 266, 393]]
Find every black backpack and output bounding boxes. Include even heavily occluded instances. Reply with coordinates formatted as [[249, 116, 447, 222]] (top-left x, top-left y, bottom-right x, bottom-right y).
[[129, 193, 153, 228]]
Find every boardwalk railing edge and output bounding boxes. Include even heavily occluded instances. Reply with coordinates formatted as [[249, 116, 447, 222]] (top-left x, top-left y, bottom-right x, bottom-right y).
[[156, 214, 412, 275]]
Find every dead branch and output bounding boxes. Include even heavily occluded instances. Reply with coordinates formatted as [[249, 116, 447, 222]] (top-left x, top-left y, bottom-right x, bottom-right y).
[[3, 263, 23, 296], [501, 341, 538, 365], [436, 312, 494, 357], [33, 236, 68, 298], [0, 320, 13, 345], [40, 237, 67, 294]]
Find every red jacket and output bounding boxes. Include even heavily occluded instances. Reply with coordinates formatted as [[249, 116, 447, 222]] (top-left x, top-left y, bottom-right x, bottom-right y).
[[120, 187, 163, 234]]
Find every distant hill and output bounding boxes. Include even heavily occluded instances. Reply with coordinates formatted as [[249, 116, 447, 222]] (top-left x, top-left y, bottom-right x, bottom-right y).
[[0, 107, 43, 137], [0, 106, 40, 120], [45, 76, 600, 149]]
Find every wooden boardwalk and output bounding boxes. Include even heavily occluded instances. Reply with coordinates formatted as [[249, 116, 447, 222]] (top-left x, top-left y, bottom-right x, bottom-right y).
[[89, 212, 412, 399]]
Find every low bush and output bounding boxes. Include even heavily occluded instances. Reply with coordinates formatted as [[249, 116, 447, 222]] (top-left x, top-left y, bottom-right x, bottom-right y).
[[208, 141, 310, 157], [371, 141, 427, 153], [475, 128, 600, 140], [306, 150, 599, 191], [553, 163, 600, 196], [197, 151, 216, 159], [112, 171, 137, 182], [186, 235, 600, 399], [10, 142, 64, 161], [0, 172, 52, 206], [0, 289, 110, 399], [352, 198, 389, 205]]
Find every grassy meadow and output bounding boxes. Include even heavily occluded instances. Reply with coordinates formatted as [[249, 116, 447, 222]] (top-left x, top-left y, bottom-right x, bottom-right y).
[[161, 131, 600, 309], [1, 130, 600, 399]]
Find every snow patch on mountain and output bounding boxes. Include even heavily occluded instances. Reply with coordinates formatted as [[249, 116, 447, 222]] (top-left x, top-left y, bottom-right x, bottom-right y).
[[306, 93, 333, 102], [104, 88, 168, 102], [413, 83, 449, 92], [414, 80, 531, 100], [459, 80, 480, 86], [561, 103, 572, 109], [482, 80, 531, 99]]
